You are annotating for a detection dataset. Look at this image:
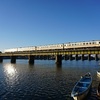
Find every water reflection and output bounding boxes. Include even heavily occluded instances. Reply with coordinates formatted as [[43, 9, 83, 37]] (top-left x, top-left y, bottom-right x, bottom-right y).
[[3, 64, 18, 85], [4, 64, 16, 76], [56, 63, 62, 69]]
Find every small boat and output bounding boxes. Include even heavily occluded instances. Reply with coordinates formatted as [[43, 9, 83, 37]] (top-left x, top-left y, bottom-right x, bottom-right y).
[[71, 72, 92, 100], [97, 71, 100, 76], [97, 83, 100, 97]]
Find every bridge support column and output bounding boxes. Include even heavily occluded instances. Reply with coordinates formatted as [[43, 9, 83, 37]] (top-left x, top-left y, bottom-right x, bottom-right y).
[[64, 55, 69, 60], [29, 56, 34, 64], [69, 54, 72, 60], [11, 56, 16, 63], [75, 54, 78, 60], [69, 54, 74, 60], [55, 55, 62, 65], [88, 54, 91, 61], [76, 54, 81, 60], [95, 54, 99, 61], [0, 56, 3, 63], [81, 54, 85, 61]]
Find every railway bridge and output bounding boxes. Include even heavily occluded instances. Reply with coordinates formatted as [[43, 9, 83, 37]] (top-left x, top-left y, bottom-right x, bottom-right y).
[[0, 47, 100, 64]]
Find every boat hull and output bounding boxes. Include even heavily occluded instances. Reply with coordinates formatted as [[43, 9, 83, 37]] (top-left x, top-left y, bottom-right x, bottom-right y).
[[97, 90, 100, 97], [71, 72, 92, 100], [97, 82, 100, 97], [97, 71, 100, 76], [73, 87, 90, 100]]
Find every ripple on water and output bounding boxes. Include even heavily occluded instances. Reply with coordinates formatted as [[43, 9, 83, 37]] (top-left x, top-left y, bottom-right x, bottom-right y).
[[0, 60, 99, 100]]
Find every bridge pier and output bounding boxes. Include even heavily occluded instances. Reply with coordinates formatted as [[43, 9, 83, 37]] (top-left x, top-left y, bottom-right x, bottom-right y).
[[95, 54, 99, 61], [88, 54, 95, 60], [81, 54, 85, 61], [55, 55, 62, 65], [11, 56, 16, 63], [69, 54, 72, 60], [29, 56, 34, 64], [0, 56, 3, 62], [88, 54, 91, 61], [69, 54, 74, 60], [64, 55, 69, 60], [75, 54, 78, 60]]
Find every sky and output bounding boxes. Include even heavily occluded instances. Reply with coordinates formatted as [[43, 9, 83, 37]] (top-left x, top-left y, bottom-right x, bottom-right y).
[[0, 0, 100, 51]]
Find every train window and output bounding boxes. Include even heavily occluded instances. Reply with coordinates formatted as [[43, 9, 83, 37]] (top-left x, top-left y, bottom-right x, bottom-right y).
[[93, 42, 94, 44], [86, 43, 88, 45], [83, 43, 85, 45], [64, 44, 67, 46], [92, 42, 94, 44]]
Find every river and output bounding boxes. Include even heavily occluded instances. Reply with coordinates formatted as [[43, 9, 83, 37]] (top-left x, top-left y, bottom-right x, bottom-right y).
[[0, 59, 100, 100]]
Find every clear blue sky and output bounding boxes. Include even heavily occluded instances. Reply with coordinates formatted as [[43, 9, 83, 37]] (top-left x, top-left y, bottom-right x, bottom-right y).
[[0, 0, 100, 51]]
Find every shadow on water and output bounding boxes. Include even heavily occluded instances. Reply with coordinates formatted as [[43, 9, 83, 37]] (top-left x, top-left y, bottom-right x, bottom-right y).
[[28, 64, 34, 72], [56, 64, 62, 71]]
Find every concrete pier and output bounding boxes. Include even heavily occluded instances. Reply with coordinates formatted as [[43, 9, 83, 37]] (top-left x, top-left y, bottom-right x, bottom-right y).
[[11, 56, 16, 63], [81, 54, 85, 61], [75, 54, 80, 60], [88, 54, 95, 60], [55, 55, 62, 65], [95, 54, 99, 61], [29, 56, 34, 64], [88, 54, 91, 61], [64, 55, 69, 60], [0, 56, 3, 62], [69, 54, 74, 60]]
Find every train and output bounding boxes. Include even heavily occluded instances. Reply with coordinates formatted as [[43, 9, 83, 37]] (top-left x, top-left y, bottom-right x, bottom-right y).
[[4, 40, 100, 53]]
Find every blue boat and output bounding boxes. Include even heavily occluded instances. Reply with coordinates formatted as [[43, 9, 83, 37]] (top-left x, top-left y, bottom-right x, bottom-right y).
[[71, 72, 92, 100]]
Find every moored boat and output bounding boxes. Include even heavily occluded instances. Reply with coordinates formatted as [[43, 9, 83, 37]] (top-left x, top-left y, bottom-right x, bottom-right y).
[[97, 71, 100, 76], [71, 72, 92, 100], [97, 83, 100, 97]]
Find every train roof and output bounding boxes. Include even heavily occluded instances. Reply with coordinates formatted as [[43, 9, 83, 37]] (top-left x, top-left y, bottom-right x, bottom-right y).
[[64, 40, 100, 44]]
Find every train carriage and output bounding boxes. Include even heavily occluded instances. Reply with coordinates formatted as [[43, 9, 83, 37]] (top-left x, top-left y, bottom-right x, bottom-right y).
[[64, 40, 100, 50], [36, 44, 64, 51], [3, 40, 100, 53], [4, 48, 18, 53], [18, 46, 36, 52]]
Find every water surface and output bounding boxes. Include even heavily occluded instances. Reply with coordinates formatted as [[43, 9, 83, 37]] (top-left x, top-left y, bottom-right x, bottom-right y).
[[0, 60, 99, 100]]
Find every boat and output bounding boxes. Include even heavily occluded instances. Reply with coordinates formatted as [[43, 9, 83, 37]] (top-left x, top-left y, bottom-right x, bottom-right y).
[[97, 71, 100, 76], [97, 83, 100, 97], [71, 72, 92, 100]]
